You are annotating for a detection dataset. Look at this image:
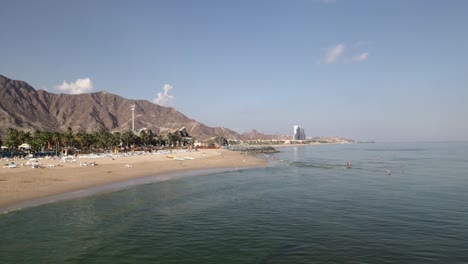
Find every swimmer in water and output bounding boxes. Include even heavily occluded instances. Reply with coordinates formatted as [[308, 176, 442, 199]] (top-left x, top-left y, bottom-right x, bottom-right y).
[[347, 161, 352, 168], [387, 169, 391, 176]]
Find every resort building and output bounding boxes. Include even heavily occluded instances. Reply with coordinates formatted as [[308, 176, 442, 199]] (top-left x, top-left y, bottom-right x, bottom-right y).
[[293, 125, 306, 140]]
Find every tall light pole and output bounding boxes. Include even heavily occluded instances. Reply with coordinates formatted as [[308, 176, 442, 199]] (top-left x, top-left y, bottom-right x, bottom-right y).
[[131, 104, 135, 133]]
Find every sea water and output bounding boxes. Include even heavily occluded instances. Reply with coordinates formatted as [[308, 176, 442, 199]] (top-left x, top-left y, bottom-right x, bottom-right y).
[[0, 142, 467, 263]]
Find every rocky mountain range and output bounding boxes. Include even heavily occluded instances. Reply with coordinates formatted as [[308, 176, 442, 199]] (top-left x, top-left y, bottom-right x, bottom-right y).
[[0, 75, 356, 143], [0, 74, 245, 140]]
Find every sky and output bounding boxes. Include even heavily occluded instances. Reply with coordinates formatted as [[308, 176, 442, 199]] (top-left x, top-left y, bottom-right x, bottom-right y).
[[1, 0, 467, 142]]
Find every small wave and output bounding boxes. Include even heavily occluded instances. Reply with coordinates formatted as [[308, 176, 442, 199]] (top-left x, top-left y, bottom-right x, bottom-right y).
[[366, 148, 430, 152], [286, 160, 350, 170], [283, 160, 402, 175]]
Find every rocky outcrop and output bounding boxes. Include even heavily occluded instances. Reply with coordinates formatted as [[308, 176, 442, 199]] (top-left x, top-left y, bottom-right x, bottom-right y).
[[225, 145, 279, 154]]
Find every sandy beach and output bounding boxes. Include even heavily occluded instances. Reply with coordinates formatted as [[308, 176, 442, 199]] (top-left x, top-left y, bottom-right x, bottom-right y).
[[0, 149, 266, 211]]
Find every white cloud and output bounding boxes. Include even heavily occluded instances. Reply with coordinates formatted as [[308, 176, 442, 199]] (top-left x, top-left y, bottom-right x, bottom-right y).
[[55, 78, 93, 94], [352, 52, 369, 62], [325, 44, 345, 64], [153, 84, 174, 107]]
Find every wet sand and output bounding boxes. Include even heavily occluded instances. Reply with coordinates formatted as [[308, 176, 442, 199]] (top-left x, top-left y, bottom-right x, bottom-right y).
[[0, 149, 265, 212]]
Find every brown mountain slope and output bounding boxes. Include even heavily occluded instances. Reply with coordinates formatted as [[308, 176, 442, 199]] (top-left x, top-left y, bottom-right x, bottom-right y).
[[0, 74, 241, 140], [241, 130, 279, 140]]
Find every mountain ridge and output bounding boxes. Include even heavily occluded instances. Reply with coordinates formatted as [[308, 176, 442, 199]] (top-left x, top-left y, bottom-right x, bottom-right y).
[[0, 74, 242, 140]]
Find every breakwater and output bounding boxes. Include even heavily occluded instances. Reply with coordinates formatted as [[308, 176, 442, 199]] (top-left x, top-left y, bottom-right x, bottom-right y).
[[224, 145, 279, 154]]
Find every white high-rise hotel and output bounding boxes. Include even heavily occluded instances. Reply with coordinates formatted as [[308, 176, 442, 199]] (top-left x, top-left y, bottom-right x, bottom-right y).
[[293, 125, 306, 140]]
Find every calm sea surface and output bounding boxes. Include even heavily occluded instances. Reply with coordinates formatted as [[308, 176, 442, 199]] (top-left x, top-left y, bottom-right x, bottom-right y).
[[1, 142, 467, 263]]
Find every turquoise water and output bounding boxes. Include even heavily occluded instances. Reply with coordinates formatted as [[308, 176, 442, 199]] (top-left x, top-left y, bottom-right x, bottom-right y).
[[1, 142, 467, 263]]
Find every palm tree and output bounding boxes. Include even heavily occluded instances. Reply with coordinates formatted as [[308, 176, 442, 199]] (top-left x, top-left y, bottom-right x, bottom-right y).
[[32, 130, 51, 152], [140, 130, 152, 146], [166, 132, 174, 147], [62, 127, 74, 149], [74, 132, 89, 153], [18, 131, 32, 145], [110, 132, 122, 149], [51, 132, 61, 156], [94, 126, 110, 150], [153, 135, 164, 147], [121, 130, 135, 149], [4, 128, 20, 150], [172, 133, 182, 148]]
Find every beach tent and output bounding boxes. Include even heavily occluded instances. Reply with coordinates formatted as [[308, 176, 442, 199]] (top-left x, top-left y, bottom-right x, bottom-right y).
[[1, 146, 7, 149], [18, 143, 32, 149]]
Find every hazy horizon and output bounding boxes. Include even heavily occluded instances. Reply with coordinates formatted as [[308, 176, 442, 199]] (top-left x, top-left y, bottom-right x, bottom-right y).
[[1, 0, 467, 142]]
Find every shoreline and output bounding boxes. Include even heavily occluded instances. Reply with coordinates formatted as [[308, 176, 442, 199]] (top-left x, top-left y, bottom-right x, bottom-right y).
[[271, 142, 354, 148], [0, 167, 254, 214], [0, 149, 266, 214]]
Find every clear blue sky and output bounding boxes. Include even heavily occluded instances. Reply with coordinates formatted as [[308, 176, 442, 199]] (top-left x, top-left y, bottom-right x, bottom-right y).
[[1, 0, 467, 142]]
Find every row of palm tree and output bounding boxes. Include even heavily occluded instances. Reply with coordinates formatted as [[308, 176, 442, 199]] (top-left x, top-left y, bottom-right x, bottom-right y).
[[0, 126, 193, 154]]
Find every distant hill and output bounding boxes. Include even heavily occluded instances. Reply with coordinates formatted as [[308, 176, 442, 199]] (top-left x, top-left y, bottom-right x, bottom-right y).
[[241, 130, 280, 140], [0, 74, 241, 140], [308, 136, 355, 144]]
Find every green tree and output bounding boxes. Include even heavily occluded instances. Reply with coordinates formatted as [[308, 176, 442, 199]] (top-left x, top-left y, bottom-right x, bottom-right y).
[[51, 132, 62, 156], [166, 132, 173, 147], [62, 127, 75, 149], [17, 130, 32, 145], [32, 130, 52, 151], [166, 132, 182, 148], [140, 130, 152, 146], [4, 128, 20, 150], [121, 130, 135, 148], [153, 135, 164, 147], [94, 126, 110, 149], [74, 132, 93, 152], [110, 132, 122, 148]]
